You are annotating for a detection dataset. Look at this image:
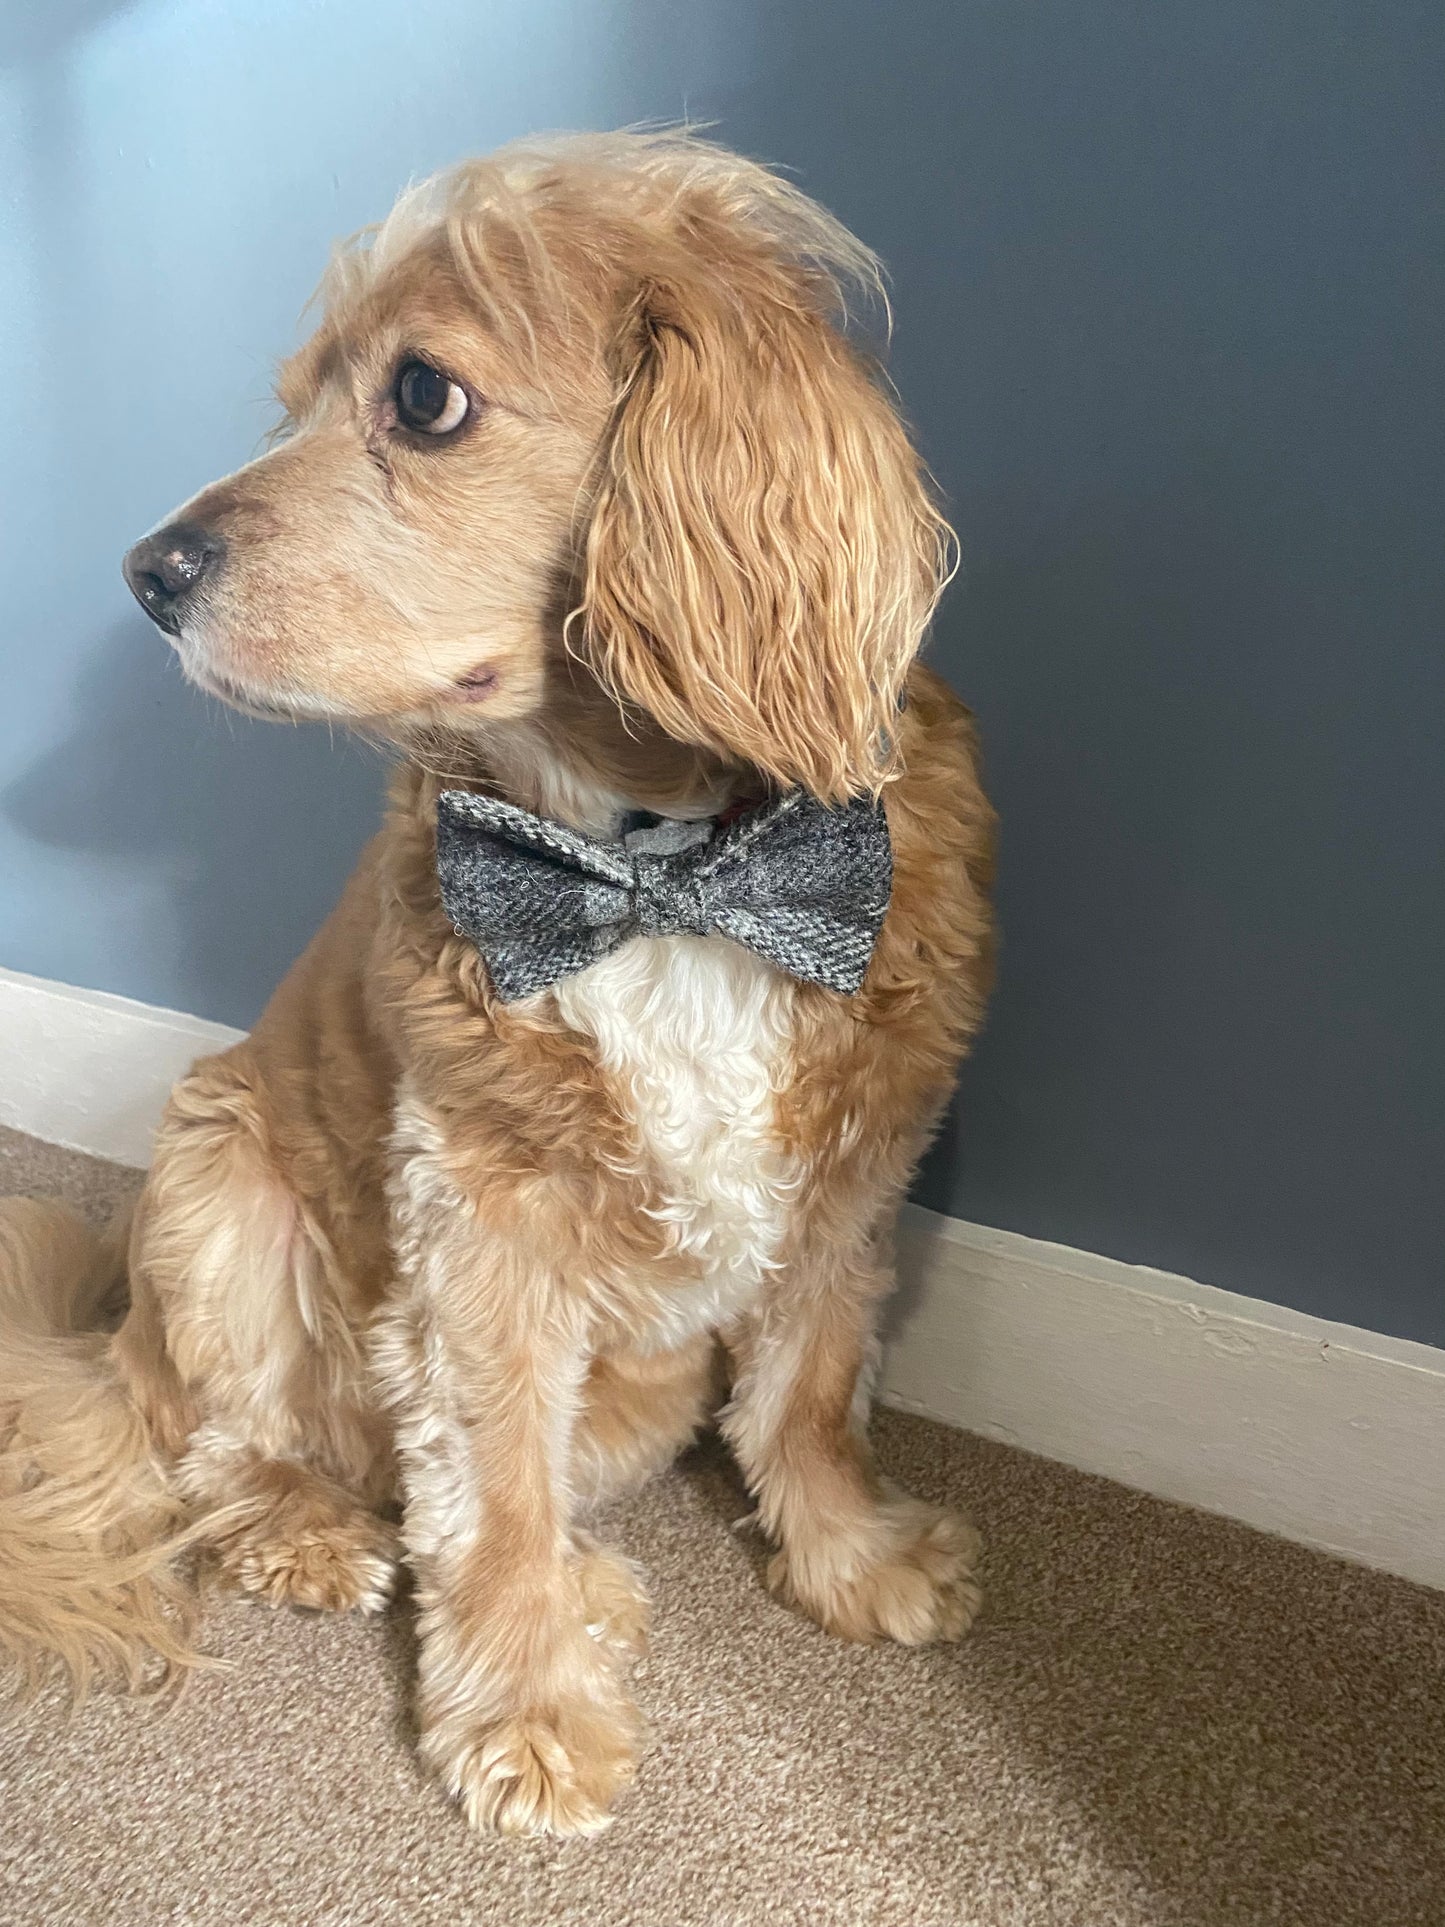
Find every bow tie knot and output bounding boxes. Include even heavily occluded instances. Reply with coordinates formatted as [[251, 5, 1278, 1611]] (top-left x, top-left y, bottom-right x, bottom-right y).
[[632, 851, 709, 939], [435, 788, 892, 1003]]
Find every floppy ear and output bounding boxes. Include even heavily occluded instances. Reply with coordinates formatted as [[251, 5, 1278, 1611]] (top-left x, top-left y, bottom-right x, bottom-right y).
[[577, 237, 953, 803]]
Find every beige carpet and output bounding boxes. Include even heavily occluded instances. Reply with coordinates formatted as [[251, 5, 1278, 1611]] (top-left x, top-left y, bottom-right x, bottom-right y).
[[2, 1122, 1442, 1927]]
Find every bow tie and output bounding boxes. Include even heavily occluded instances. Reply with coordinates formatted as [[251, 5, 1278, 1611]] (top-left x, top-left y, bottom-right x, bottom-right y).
[[435, 788, 892, 1002]]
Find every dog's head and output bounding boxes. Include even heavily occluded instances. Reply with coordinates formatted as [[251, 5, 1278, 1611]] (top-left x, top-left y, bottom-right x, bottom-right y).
[[124, 132, 952, 808]]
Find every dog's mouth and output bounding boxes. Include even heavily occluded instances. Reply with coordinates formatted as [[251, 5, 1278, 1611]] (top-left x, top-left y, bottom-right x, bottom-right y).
[[185, 659, 343, 725], [184, 647, 505, 728], [448, 664, 501, 705]]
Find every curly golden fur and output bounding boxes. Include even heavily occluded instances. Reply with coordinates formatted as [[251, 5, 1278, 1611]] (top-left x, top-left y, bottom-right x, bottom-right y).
[[0, 130, 994, 1836]]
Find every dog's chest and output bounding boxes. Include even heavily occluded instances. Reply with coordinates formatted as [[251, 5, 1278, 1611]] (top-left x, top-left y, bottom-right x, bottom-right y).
[[553, 935, 799, 1337]]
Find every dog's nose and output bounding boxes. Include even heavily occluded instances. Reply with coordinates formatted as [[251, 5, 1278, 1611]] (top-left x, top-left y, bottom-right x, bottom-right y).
[[122, 522, 225, 634]]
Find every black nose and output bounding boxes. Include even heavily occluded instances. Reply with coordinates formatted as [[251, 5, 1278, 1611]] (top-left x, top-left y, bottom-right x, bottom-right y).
[[122, 522, 225, 634]]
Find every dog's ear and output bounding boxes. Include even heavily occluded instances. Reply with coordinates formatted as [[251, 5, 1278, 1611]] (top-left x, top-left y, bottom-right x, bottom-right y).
[[577, 231, 953, 802]]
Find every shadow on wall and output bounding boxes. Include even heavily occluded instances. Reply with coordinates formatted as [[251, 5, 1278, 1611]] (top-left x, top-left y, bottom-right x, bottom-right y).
[[0, 0, 142, 63], [3, 616, 384, 1028]]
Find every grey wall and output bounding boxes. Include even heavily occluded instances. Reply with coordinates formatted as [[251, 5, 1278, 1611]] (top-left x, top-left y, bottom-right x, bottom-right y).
[[2, 2, 1440, 1343]]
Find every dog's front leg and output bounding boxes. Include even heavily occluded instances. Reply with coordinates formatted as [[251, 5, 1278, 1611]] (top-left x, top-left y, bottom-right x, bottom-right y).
[[723, 1226, 984, 1647], [377, 1173, 644, 1836]]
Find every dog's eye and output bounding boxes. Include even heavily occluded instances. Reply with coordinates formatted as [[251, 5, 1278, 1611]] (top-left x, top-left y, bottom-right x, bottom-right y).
[[393, 360, 470, 436]]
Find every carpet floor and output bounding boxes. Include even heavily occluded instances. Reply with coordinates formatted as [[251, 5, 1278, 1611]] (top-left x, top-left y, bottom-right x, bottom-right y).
[[1, 1122, 1442, 1927]]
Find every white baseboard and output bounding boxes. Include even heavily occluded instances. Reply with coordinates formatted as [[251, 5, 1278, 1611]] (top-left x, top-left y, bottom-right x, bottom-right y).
[[887, 1208, 1444, 1589], [2, 964, 1441, 1590], [0, 966, 244, 1167]]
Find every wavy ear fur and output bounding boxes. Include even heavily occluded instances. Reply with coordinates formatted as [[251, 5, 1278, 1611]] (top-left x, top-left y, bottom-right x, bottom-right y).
[[578, 200, 954, 803]]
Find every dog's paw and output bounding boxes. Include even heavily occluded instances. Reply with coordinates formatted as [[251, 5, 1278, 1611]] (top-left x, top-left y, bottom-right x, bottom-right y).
[[572, 1532, 651, 1660], [431, 1694, 642, 1838], [216, 1499, 398, 1614], [769, 1498, 983, 1646]]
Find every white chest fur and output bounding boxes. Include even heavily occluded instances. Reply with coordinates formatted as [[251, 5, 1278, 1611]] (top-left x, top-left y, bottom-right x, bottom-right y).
[[553, 934, 799, 1346]]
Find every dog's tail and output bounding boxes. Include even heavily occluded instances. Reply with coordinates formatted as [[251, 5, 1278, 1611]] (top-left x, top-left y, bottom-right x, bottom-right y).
[[0, 1197, 201, 1695]]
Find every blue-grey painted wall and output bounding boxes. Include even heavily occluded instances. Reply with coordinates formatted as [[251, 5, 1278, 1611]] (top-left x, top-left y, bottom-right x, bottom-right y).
[[3, 2, 1440, 1344]]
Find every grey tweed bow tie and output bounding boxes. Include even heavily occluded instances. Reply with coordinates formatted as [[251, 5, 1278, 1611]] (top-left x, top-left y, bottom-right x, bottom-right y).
[[436, 789, 892, 1002]]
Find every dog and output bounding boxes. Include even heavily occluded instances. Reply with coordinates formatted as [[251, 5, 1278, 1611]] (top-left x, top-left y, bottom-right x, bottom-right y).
[[0, 130, 995, 1836]]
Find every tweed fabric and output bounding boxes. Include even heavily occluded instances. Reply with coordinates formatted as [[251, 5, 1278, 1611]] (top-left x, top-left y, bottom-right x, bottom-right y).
[[435, 789, 893, 1000]]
